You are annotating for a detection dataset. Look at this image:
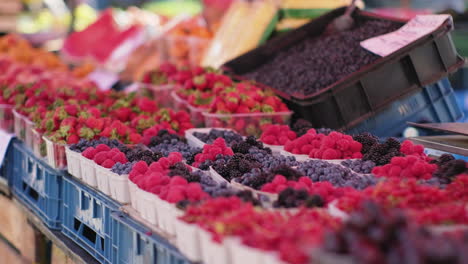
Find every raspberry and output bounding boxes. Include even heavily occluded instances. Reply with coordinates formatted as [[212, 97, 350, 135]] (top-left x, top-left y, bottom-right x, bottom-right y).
[[322, 149, 338, 160], [272, 175, 287, 185], [95, 144, 111, 152], [102, 159, 115, 168], [170, 176, 188, 186], [82, 147, 97, 159], [166, 188, 186, 203], [93, 152, 108, 165], [133, 161, 148, 174], [146, 161, 161, 172], [168, 152, 183, 164], [301, 144, 313, 154]]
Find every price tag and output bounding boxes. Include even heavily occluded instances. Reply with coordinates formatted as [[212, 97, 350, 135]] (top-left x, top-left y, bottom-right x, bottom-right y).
[[0, 130, 14, 167], [88, 69, 119, 91], [360, 15, 452, 57]]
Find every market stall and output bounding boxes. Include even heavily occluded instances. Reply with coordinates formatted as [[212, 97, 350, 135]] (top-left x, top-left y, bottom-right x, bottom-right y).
[[1, 1, 468, 264]]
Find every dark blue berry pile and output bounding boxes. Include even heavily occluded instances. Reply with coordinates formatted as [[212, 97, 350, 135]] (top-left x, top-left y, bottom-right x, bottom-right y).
[[150, 140, 201, 160], [148, 129, 184, 147], [298, 160, 377, 190], [193, 129, 243, 146], [341, 159, 376, 174], [111, 162, 136, 175], [248, 147, 299, 171], [70, 137, 130, 153]]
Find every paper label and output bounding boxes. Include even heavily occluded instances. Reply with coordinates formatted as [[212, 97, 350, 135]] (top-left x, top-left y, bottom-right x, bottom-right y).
[[360, 15, 452, 57], [88, 69, 119, 91], [0, 130, 14, 167]]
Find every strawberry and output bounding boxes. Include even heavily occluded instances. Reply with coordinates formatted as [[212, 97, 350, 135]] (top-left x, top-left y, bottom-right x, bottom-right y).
[[64, 104, 79, 116], [67, 134, 79, 144]]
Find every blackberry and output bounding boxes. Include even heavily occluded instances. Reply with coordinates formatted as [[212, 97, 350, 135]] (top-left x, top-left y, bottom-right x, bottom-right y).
[[430, 154, 455, 167], [239, 168, 271, 190], [363, 138, 403, 166], [273, 188, 325, 208], [232, 136, 271, 154], [236, 190, 260, 206], [213, 153, 262, 181], [168, 162, 191, 177], [292, 119, 314, 137], [126, 147, 163, 164], [433, 159, 468, 184], [353, 132, 379, 155], [269, 164, 302, 181]]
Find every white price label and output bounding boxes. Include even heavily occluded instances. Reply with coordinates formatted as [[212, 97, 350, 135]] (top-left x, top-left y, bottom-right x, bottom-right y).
[[0, 130, 14, 167], [360, 15, 452, 57]]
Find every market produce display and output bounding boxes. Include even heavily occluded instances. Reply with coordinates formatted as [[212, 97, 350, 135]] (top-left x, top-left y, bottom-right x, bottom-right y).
[[0, 3, 467, 264]]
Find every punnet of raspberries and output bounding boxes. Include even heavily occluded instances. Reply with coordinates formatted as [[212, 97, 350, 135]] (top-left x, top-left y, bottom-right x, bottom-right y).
[[260, 124, 297, 146], [372, 155, 437, 180], [285, 130, 362, 160], [82, 144, 126, 166], [193, 138, 234, 168], [128, 153, 209, 203]]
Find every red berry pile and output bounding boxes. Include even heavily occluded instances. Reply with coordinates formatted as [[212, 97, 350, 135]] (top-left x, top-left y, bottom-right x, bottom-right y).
[[372, 155, 437, 180], [181, 197, 341, 264], [261, 175, 356, 204], [400, 140, 430, 161], [129, 153, 209, 203], [285, 130, 362, 160], [192, 138, 234, 168], [260, 124, 297, 145], [82, 144, 128, 168]]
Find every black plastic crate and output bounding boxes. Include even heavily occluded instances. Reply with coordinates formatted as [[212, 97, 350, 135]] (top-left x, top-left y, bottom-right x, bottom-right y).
[[224, 7, 464, 130]]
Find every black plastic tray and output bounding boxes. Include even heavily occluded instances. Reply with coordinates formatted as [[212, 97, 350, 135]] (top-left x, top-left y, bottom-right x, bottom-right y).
[[224, 8, 465, 130]]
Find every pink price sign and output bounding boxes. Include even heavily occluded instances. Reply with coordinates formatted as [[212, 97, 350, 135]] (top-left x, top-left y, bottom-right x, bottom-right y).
[[360, 15, 452, 57]]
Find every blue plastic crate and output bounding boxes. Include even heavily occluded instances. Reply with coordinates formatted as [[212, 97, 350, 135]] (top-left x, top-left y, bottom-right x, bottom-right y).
[[61, 175, 119, 264], [10, 142, 62, 229], [0, 138, 13, 183], [346, 78, 463, 137], [111, 211, 190, 264]]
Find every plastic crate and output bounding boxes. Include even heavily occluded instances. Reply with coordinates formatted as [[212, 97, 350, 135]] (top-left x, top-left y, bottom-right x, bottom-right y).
[[10, 142, 62, 229], [61, 175, 119, 264], [346, 78, 463, 137], [450, 66, 468, 91], [111, 211, 191, 264], [224, 8, 464, 131]]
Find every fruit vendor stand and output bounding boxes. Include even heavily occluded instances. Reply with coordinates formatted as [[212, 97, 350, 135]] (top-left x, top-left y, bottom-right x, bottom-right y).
[[2, 1, 468, 264]]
